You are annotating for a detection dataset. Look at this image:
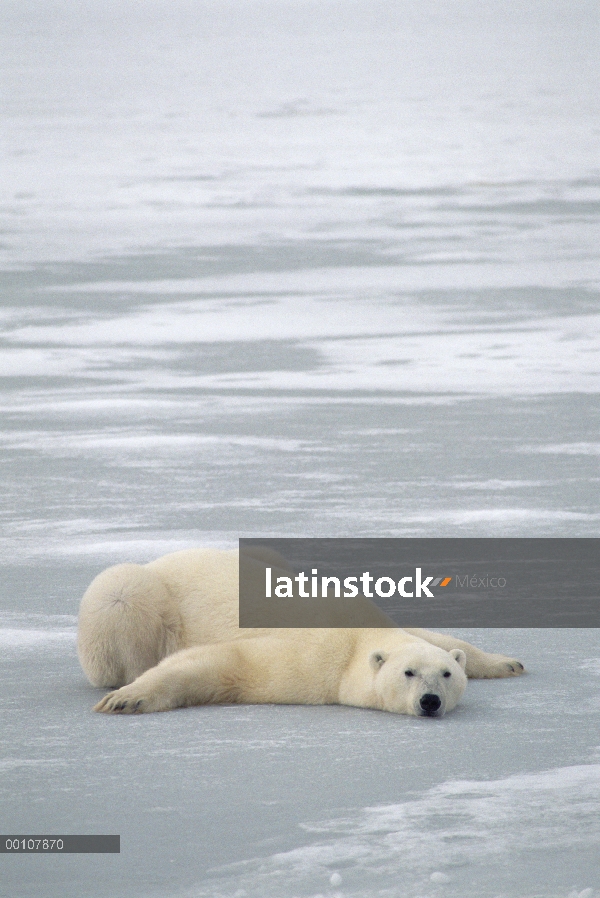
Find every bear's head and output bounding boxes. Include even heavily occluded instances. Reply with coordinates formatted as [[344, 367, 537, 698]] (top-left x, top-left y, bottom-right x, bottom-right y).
[[369, 643, 467, 717]]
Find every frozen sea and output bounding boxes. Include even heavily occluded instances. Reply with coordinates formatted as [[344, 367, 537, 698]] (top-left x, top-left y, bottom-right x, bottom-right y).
[[1, 1, 600, 896]]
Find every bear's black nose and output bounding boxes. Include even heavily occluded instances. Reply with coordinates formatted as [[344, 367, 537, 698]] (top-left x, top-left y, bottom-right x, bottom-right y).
[[420, 693, 442, 714]]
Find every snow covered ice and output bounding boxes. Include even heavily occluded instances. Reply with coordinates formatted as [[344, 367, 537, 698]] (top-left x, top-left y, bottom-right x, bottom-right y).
[[1, 0, 599, 895]]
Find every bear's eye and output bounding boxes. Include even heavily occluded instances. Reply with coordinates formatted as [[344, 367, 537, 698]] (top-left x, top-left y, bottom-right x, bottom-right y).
[[404, 670, 414, 677], [443, 671, 451, 678]]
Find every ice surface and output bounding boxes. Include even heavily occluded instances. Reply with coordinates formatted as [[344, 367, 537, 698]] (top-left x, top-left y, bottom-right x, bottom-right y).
[[1, 0, 599, 895], [2, 625, 600, 898], [186, 763, 600, 897]]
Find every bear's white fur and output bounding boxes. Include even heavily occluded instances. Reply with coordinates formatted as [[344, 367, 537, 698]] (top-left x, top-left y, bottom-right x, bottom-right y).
[[77, 548, 525, 717]]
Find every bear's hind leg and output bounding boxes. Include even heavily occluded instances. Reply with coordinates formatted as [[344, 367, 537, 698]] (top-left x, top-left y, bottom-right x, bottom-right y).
[[77, 564, 182, 688]]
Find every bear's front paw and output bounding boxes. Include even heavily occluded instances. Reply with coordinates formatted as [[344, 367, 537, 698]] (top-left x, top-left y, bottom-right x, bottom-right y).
[[484, 654, 526, 678], [94, 685, 157, 714]]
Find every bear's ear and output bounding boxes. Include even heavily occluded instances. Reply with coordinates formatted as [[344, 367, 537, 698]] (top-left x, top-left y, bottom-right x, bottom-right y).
[[369, 650, 389, 671], [450, 649, 467, 671]]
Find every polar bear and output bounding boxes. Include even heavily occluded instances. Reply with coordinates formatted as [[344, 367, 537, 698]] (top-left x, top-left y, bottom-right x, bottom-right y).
[[77, 548, 525, 717]]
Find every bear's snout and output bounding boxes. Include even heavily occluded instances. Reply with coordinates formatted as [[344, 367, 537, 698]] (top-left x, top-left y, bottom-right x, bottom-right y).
[[419, 693, 442, 716]]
